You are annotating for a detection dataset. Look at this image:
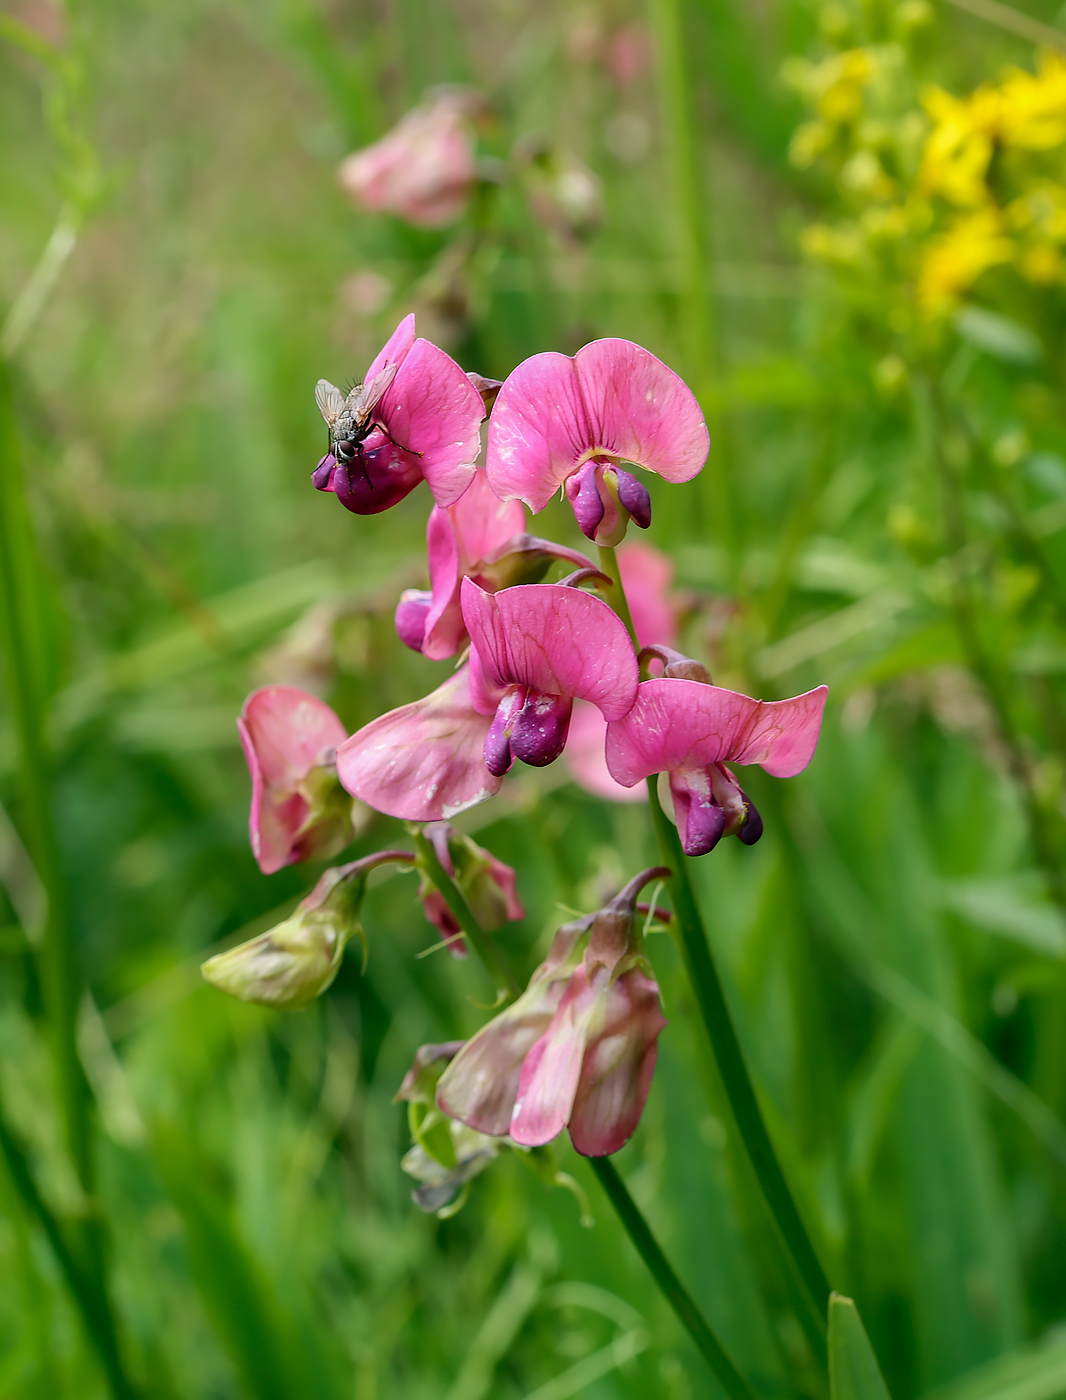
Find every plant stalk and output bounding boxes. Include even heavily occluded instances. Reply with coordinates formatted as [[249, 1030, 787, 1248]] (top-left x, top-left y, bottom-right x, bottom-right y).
[[590, 1156, 756, 1400]]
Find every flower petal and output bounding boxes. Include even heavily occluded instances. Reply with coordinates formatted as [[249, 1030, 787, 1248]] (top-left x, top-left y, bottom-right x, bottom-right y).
[[460, 580, 639, 718], [510, 966, 601, 1147], [336, 666, 500, 820], [486, 351, 594, 511], [240, 686, 348, 790], [379, 338, 483, 507], [365, 312, 417, 381], [605, 679, 828, 786]]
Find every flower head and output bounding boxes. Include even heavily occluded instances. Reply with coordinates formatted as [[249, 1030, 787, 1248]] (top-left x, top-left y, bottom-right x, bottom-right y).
[[394, 469, 592, 660], [461, 577, 639, 774], [417, 822, 524, 957], [201, 854, 409, 1008], [486, 338, 708, 543], [605, 662, 828, 855], [437, 868, 669, 1156], [337, 88, 480, 227], [336, 664, 502, 821], [314, 314, 483, 515], [239, 686, 357, 875]]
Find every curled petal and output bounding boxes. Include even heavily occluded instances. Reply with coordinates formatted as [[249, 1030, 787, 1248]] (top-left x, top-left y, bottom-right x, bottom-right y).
[[510, 966, 602, 1147], [336, 667, 500, 821], [379, 338, 483, 507], [487, 338, 709, 512], [461, 579, 638, 718], [605, 679, 828, 787], [395, 589, 433, 651]]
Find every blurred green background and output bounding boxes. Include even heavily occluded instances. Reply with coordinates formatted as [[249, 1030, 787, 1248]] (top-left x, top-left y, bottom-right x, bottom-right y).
[[4, 0, 1066, 1396]]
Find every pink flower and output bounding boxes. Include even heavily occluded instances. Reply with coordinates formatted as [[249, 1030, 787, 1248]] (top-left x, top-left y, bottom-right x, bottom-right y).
[[394, 469, 594, 660], [417, 823, 523, 957], [335, 665, 502, 821], [437, 868, 669, 1157], [238, 686, 356, 875], [605, 671, 828, 855], [461, 578, 639, 774], [565, 542, 681, 803], [485, 338, 709, 543], [313, 314, 483, 515], [337, 89, 479, 227]]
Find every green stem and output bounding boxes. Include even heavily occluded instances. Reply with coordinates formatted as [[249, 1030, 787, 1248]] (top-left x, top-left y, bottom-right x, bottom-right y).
[[409, 827, 521, 1002], [590, 1157, 756, 1400], [597, 545, 638, 650], [0, 1091, 139, 1399], [647, 783, 832, 1336]]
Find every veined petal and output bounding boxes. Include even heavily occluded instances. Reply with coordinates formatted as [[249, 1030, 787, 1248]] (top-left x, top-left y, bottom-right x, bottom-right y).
[[336, 667, 500, 821], [605, 678, 828, 786], [380, 339, 483, 507], [509, 965, 602, 1148], [239, 686, 347, 791], [486, 351, 594, 511], [460, 580, 638, 718], [449, 469, 527, 569]]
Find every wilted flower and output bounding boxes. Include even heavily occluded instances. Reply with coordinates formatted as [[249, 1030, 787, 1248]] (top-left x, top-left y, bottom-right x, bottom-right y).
[[461, 577, 639, 774], [437, 867, 669, 1157], [394, 468, 592, 660], [313, 313, 483, 515], [605, 652, 828, 855], [486, 338, 709, 543], [336, 664, 502, 821], [239, 686, 357, 875], [201, 853, 411, 1009], [417, 822, 524, 956], [337, 88, 480, 227]]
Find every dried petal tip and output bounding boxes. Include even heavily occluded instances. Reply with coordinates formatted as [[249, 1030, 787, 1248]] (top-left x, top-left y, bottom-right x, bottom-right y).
[[466, 372, 504, 415]]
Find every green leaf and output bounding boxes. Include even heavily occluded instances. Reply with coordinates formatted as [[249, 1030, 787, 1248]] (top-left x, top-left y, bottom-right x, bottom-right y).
[[830, 1294, 892, 1400]]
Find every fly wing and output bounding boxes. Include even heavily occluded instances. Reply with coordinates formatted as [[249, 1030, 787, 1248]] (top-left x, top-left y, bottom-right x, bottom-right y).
[[315, 380, 345, 426], [346, 361, 399, 423]]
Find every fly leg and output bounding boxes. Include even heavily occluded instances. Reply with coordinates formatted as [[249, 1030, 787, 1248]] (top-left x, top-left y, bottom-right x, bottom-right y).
[[371, 420, 424, 458]]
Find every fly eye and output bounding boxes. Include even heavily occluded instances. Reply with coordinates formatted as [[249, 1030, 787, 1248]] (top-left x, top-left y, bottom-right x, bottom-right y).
[[335, 439, 356, 461]]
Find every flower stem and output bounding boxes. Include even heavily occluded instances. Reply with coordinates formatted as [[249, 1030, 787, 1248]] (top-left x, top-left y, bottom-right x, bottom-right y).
[[597, 545, 638, 650], [590, 1156, 756, 1400], [409, 826, 521, 1002], [647, 783, 831, 1335]]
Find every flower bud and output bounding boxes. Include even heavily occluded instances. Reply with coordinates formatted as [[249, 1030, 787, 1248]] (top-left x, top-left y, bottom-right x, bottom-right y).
[[564, 459, 652, 546], [394, 589, 433, 652], [417, 823, 524, 955]]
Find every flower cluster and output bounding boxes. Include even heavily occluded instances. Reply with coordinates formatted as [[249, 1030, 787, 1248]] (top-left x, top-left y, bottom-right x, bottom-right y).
[[203, 313, 827, 1207]]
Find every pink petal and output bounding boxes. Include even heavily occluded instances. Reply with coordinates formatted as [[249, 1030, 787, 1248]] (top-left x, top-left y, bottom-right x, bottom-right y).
[[421, 505, 463, 660], [335, 666, 500, 821], [619, 541, 678, 649], [484, 851, 525, 922], [605, 679, 828, 786], [365, 313, 416, 382], [564, 701, 646, 803], [450, 468, 527, 567], [568, 967, 666, 1157], [379, 339, 482, 507], [486, 339, 709, 512], [460, 580, 639, 717], [510, 966, 602, 1147], [337, 99, 475, 227]]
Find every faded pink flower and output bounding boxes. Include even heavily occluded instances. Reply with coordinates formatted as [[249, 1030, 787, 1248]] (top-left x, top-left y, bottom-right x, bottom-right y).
[[486, 338, 709, 544], [565, 542, 680, 803], [606, 667, 828, 855], [437, 868, 668, 1157], [417, 823, 523, 957], [337, 89, 479, 227], [461, 578, 639, 774], [313, 313, 483, 514], [395, 469, 593, 660], [238, 686, 356, 875], [335, 665, 502, 822]]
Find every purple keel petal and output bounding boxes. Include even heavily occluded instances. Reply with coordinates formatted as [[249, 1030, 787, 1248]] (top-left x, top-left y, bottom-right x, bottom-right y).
[[510, 691, 572, 767]]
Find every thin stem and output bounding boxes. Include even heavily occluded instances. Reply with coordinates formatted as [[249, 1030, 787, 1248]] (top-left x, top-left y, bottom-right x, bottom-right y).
[[0, 1092, 139, 1399], [590, 1157, 756, 1400], [597, 545, 638, 650], [647, 782, 832, 1337], [409, 826, 522, 1002]]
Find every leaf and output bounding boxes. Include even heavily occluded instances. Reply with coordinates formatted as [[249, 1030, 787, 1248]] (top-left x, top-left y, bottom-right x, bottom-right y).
[[954, 307, 1042, 365], [829, 1294, 893, 1400]]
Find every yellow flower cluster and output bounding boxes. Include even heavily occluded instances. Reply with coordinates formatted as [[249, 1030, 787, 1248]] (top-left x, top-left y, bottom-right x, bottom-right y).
[[789, 34, 1066, 318]]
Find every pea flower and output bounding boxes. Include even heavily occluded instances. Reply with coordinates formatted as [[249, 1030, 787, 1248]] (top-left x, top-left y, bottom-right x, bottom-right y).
[[417, 822, 524, 957], [485, 338, 709, 544], [605, 652, 828, 856], [337, 88, 480, 227], [336, 665, 502, 822], [437, 868, 669, 1157], [461, 577, 639, 774], [239, 686, 358, 875], [201, 853, 411, 1009], [565, 541, 680, 803], [313, 313, 483, 515], [394, 469, 593, 659]]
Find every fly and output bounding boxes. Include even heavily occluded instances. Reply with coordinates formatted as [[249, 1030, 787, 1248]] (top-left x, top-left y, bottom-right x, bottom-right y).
[[314, 363, 421, 495]]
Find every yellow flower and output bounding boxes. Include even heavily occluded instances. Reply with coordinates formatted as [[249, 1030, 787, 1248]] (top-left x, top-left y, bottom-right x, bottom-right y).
[[999, 52, 1066, 150], [919, 84, 1000, 207], [1019, 243, 1062, 283], [917, 208, 1013, 312], [790, 120, 833, 169]]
